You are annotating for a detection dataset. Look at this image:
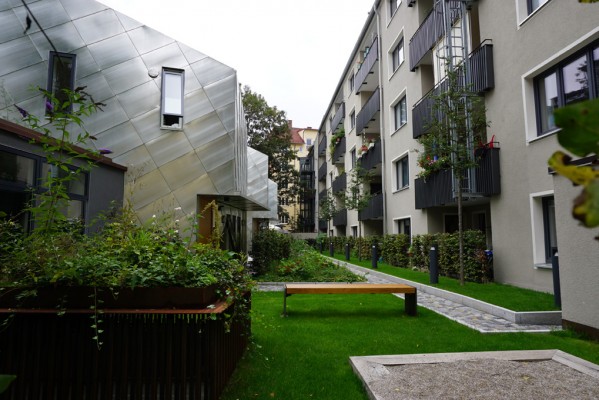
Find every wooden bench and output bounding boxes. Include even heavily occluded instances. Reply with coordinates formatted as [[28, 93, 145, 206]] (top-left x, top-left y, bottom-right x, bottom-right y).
[[283, 283, 417, 316]]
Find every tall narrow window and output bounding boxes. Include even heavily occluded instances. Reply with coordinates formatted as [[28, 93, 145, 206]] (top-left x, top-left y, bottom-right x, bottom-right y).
[[394, 155, 409, 190], [394, 96, 407, 130], [350, 148, 356, 169], [47, 52, 76, 112], [528, 0, 550, 15], [161, 68, 185, 129], [542, 196, 558, 263], [390, 0, 400, 16], [392, 39, 404, 72], [350, 110, 356, 130]]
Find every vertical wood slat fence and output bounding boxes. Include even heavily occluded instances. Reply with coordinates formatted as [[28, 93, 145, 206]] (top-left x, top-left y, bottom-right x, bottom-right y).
[[0, 295, 250, 400]]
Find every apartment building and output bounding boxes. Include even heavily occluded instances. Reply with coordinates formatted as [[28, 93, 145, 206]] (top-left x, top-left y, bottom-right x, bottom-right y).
[[0, 0, 276, 253], [317, 0, 599, 336]]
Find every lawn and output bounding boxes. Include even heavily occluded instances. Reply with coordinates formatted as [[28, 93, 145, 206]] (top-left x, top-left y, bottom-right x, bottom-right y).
[[220, 292, 599, 400], [330, 253, 559, 311]]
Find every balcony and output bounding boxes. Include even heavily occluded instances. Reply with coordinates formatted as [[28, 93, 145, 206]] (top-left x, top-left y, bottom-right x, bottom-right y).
[[355, 36, 379, 94], [319, 189, 327, 201], [414, 147, 501, 209], [358, 140, 382, 172], [408, 0, 463, 71], [356, 87, 380, 135], [358, 192, 383, 221], [318, 162, 327, 181], [318, 136, 327, 157], [412, 42, 494, 139], [332, 135, 346, 165], [333, 209, 347, 227], [331, 102, 345, 133], [332, 172, 347, 195], [318, 219, 327, 231]]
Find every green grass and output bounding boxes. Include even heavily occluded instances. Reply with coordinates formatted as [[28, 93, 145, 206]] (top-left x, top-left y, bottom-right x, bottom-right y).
[[329, 253, 559, 312], [221, 292, 599, 400]]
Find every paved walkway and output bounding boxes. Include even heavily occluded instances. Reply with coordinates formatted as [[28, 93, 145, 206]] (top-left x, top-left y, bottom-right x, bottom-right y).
[[256, 262, 562, 334]]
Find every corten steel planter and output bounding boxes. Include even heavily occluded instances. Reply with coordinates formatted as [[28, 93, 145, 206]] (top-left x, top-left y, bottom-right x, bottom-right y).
[[0, 284, 219, 310]]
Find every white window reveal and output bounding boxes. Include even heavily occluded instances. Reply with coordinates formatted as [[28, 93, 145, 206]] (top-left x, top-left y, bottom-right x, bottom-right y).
[[161, 68, 185, 129]]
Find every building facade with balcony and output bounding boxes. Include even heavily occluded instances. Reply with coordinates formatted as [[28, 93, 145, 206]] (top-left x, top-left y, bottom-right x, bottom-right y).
[[316, 0, 599, 337]]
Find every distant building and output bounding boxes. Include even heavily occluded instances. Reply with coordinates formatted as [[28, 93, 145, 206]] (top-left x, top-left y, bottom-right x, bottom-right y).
[[0, 0, 276, 252]]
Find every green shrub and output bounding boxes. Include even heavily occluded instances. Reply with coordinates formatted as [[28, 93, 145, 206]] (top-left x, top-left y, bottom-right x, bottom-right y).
[[381, 234, 410, 267], [251, 229, 292, 275]]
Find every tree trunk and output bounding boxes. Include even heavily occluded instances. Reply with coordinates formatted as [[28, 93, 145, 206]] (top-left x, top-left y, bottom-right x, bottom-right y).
[[458, 180, 465, 286], [358, 221, 362, 261]]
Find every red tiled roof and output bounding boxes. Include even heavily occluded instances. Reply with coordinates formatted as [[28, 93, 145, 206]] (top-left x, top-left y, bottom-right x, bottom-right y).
[[290, 129, 304, 144]]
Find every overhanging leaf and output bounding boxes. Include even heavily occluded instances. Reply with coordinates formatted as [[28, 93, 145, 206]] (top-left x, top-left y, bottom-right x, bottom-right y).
[[573, 179, 599, 227], [554, 99, 599, 157], [0, 375, 16, 394], [548, 151, 599, 186]]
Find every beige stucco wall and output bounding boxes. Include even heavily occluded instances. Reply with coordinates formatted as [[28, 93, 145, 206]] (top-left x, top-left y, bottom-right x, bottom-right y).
[[553, 174, 599, 332]]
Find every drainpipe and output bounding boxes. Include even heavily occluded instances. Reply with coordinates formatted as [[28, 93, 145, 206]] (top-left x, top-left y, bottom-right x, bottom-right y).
[[373, 4, 388, 236]]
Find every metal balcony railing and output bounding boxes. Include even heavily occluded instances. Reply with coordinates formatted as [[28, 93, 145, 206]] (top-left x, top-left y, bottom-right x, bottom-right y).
[[358, 140, 382, 171], [331, 102, 345, 133], [412, 42, 494, 139], [408, 0, 463, 71], [355, 36, 379, 93], [318, 136, 327, 156], [356, 87, 380, 135], [332, 135, 346, 164], [415, 147, 501, 209], [318, 219, 327, 231], [332, 172, 347, 195], [333, 209, 347, 226], [358, 192, 383, 221], [318, 162, 327, 181], [319, 189, 327, 201]]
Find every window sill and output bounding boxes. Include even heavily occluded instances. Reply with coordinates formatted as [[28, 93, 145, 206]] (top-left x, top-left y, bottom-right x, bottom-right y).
[[534, 263, 553, 270], [393, 186, 409, 194], [527, 128, 559, 144], [518, 0, 551, 28], [390, 122, 407, 137]]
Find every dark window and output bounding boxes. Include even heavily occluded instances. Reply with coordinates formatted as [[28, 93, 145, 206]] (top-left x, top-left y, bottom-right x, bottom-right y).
[[349, 74, 354, 92], [535, 41, 599, 136], [394, 96, 407, 130], [395, 155, 409, 190], [47, 52, 76, 112], [350, 110, 356, 130], [351, 149, 356, 169], [390, 0, 399, 16], [542, 196, 558, 263], [396, 218, 411, 236]]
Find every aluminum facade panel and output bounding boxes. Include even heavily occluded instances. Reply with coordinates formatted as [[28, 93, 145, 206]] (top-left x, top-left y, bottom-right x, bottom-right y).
[[131, 108, 161, 143], [216, 103, 235, 133], [159, 152, 207, 191], [71, 46, 100, 79], [127, 168, 171, 210], [15, 0, 70, 32], [77, 72, 115, 103], [113, 145, 157, 173], [128, 26, 175, 55], [196, 134, 234, 172], [173, 175, 218, 213], [178, 42, 207, 65], [183, 88, 213, 122], [1, 62, 46, 103], [87, 33, 138, 70], [142, 42, 187, 71], [114, 11, 143, 32], [0, 9, 25, 43], [29, 22, 85, 56], [0, 36, 42, 75], [59, 0, 107, 20], [103, 57, 151, 95], [204, 74, 236, 110], [206, 161, 235, 194], [82, 96, 129, 135], [184, 111, 228, 149], [145, 130, 193, 168], [73, 9, 123, 44], [190, 57, 235, 87], [116, 80, 160, 119], [94, 121, 143, 158]]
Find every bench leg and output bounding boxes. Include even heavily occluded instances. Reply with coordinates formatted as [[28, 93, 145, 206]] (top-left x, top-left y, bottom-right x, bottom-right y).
[[282, 289, 288, 317], [405, 292, 417, 316]]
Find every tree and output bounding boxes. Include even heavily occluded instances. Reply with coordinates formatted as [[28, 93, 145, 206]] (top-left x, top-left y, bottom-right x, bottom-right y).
[[416, 66, 489, 285], [342, 165, 372, 260], [318, 189, 337, 237], [242, 86, 299, 219]]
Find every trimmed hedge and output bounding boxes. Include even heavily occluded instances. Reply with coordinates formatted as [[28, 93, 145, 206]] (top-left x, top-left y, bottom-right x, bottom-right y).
[[251, 229, 292, 275]]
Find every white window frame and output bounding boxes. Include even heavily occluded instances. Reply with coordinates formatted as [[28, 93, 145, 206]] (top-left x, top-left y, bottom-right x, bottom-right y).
[[530, 190, 556, 268], [521, 28, 599, 143], [392, 151, 410, 192], [394, 216, 411, 237], [161, 67, 185, 129], [388, 31, 405, 78], [389, 0, 401, 19], [390, 90, 408, 134], [350, 109, 356, 131]]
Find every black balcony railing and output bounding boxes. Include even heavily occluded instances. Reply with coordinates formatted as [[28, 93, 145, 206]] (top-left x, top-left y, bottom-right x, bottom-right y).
[[356, 87, 380, 135], [318, 162, 327, 181], [415, 147, 501, 209], [332, 172, 347, 194], [409, 0, 462, 71], [412, 42, 494, 139], [318, 136, 327, 156], [333, 209, 347, 226], [358, 140, 382, 171], [331, 102, 345, 133], [332, 135, 346, 164], [319, 189, 327, 201], [318, 219, 327, 231], [358, 192, 383, 221], [356, 36, 379, 93]]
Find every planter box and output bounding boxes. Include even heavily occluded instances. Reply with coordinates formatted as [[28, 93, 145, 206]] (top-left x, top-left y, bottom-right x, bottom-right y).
[[0, 285, 218, 310]]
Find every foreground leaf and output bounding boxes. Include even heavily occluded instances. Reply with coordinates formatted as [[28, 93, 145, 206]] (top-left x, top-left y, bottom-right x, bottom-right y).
[[0, 375, 16, 394], [554, 99, 599, 157], [548, 151, 599, 186], [573, 180, 599, 227]]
